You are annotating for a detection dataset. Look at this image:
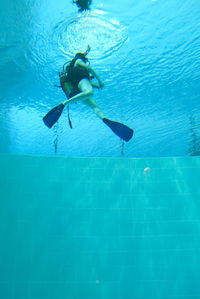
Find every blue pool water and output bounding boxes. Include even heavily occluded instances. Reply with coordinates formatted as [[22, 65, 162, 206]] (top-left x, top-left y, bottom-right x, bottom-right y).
[[1, 1, 200, 299], [1, 153, 200, 299], [0, 0, 199, 157]]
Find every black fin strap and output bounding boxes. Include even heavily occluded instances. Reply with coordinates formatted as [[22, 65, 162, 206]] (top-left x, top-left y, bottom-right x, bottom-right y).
[[67, 105, 72, 129]]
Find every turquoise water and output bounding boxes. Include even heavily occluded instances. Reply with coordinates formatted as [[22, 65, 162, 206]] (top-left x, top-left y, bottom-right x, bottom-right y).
[[1, 153, 200, 299], [1, 1, 200, 298], [0, 0, 200, 156]]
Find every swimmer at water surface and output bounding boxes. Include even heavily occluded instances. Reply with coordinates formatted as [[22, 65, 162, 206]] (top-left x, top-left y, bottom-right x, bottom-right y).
[[73, 0, 92, 11]]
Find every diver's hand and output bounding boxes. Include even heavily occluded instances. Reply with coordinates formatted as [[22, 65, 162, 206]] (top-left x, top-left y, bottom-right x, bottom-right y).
[[98, 81, 105, 89]]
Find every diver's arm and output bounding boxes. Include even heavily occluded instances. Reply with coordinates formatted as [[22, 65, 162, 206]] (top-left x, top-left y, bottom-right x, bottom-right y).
[[88, 67, 104, 88], [75, 59, 104, 88], [91, 82, 101, 89]]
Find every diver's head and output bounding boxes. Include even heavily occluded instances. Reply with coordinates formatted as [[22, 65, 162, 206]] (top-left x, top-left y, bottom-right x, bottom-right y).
[[75, 52, 88, 63], [74, 46, 90, 63]]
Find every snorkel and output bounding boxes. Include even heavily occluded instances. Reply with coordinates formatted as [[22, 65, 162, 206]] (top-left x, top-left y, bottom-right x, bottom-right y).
[[84, 45, 91, 56]]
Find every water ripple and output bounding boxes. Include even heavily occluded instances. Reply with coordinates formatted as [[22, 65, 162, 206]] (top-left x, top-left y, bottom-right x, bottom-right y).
[[52, 10, 128, 60]]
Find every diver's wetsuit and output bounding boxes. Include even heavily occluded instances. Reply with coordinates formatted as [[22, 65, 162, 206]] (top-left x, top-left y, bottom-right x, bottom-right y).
[[59, 58, 90, 98]]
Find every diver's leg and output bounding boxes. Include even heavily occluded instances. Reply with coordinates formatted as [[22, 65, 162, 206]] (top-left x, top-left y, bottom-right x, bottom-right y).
[[63, 79, 93, 105], [80, 79, 105, 119], [82, 98, 105, 119], [63, 79, 105, 119], [61, 82, 74, 99]]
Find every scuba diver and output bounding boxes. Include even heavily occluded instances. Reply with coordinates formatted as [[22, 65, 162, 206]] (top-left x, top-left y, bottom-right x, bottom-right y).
[[43, 47, 133, 142], [73, 0, 92, 12], [59, 46, 105, 120]]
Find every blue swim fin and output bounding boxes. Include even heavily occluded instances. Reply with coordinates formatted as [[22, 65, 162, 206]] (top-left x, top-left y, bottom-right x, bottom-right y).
[[103, 118, 134, 142], [43, 103, 65, 128]]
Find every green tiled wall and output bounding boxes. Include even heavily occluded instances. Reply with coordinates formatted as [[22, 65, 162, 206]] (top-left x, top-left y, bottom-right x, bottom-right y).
[[0, 153, 200, 299]]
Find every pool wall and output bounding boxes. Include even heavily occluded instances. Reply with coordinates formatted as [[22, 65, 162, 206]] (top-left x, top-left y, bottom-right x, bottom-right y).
[[0, 153, 200, 299]]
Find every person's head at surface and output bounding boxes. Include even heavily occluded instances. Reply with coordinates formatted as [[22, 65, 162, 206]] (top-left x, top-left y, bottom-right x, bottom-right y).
[[73, 0, 92, 11]]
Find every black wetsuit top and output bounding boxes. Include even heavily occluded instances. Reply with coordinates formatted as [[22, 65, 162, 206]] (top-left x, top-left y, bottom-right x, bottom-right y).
[[67, 65, 90, 88], [60, 58, 90, 92]]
